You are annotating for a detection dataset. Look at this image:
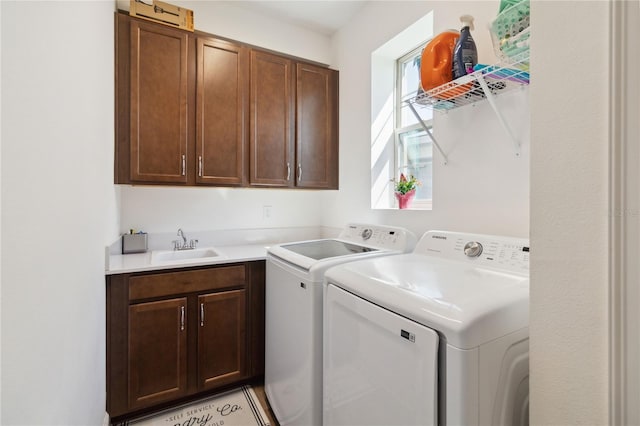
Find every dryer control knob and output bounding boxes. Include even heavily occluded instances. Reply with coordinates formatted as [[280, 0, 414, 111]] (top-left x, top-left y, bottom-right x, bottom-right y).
[[361, 228, 373, 240], [464, 241, 483, 257]]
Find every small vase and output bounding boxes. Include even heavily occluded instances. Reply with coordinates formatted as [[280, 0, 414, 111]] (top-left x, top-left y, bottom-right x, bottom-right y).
[[395, 189, 416, 209]]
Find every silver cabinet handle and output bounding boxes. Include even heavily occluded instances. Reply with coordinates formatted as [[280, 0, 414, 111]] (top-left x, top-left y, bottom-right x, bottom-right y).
[[286, 162, 291, 181], [198, 156, 203, 177], [180, 306, 185, 331], [298, 164, 302, 181], [200, 302, 204, 327], [181, 154, 186, 176]]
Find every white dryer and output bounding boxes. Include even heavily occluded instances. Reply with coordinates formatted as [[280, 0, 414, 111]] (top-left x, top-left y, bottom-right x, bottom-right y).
[[266, 224, 416, 426], [323, 230, 530, 426]]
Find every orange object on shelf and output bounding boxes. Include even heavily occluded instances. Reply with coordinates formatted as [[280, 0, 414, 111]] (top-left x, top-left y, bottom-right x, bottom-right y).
[[420, 29, 472, 99]]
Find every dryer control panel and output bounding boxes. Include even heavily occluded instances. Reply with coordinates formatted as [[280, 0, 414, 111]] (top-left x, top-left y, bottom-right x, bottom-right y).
[[414, 230, 529, 272]]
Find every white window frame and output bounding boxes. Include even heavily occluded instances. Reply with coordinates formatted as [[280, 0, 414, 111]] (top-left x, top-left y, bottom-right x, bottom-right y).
[[394, 43, 433, 210], [369, 10, 434, 211]]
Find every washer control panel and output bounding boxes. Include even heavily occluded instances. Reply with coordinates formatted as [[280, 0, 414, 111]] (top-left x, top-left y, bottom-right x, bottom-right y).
[[415, 231, 529, 272], [338, 224, 417, 251]]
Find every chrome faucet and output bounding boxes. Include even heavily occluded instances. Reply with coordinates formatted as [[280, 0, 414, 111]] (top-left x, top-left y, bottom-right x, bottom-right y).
[[173, 228, 198, 251], [177, 228, 187, 246]]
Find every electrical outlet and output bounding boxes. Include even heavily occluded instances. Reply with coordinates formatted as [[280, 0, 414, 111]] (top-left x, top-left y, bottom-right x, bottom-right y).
[[263, 205, 272, 220]]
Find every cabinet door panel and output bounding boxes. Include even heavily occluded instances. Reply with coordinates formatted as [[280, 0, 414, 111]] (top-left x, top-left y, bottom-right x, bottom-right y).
[[128, 298, 188, 408], [130, 21, 188, 183], [129, 265, 246, 301], [198, 289, 247, 390], [296, 63, 338, 189], [197, 37, 248, 185], [250, 51, 293, 187]]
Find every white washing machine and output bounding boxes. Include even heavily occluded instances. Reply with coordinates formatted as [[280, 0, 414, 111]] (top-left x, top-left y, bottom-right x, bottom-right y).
[[323, 230, 530, 426], [265, 224, 416, 426]]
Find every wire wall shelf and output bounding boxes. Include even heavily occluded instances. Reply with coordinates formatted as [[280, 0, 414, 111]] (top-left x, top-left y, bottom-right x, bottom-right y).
[[405, 50, 530, 163], [406, 50, 529, 112]]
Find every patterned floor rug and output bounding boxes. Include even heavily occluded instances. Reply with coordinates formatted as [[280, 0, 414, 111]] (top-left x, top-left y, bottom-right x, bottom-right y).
[[127, 386, 270, 426]]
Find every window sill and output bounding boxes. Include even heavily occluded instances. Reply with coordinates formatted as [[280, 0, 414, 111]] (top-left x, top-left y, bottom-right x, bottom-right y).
[[372, 201, 432, 211], [399, 200, 432, 210]]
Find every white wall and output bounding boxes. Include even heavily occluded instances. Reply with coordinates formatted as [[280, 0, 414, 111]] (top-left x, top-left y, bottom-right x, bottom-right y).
[[529, 1, 610, 424], [1, 1, 119, 424], [120, 186, 324, 234], [175, 1, 333, 65], [116, 0, 333, 65], [117, 1, 334, 236], [324, 0, 530, 239]]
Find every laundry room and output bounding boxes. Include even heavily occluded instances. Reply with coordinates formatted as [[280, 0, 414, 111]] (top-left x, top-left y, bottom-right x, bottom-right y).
[[1, 0, 630, 425]]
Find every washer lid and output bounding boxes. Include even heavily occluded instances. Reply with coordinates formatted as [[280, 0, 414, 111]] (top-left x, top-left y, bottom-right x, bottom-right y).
[[280, 239, 378, 261], [324, 253, 529, 349], [267, 223, 417, 275], [269, 239, 384, 273]]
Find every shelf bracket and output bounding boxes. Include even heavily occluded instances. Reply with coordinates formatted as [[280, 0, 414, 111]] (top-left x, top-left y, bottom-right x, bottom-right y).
[[407, 101, 448, 165], [475, 74, 521, 156]]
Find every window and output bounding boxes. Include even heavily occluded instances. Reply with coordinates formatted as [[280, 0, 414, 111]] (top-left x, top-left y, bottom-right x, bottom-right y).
[[370, 11, 434, 210], [395, 45, 433, 207]]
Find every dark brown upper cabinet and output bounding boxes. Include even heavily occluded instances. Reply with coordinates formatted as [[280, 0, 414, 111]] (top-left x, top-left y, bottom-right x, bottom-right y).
[[249, 52, 339, 189], [249, 51, 294, 187], [117, 20, 188, 183], [296, 62, 339, 189], [196, 37, 249, 186], [115, 12, 338, 189]]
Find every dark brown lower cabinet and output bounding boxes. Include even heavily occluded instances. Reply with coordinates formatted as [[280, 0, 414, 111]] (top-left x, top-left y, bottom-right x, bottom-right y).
[[198, 290, 246, 390], [128, 298, 188, 409], [107, 261, 265, 421]]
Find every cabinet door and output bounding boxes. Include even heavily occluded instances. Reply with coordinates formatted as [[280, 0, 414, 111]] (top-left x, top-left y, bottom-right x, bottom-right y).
[[128, 298, 188, 409], [250, 51, 294, 187], [296, 63, 339, 189], [248, 261, 266, 377], [129, 20, 188, 183], [196, 37, 248, 185], [198, 289, 247, 390]]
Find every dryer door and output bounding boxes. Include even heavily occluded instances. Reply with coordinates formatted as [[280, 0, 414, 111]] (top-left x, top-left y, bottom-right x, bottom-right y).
[[324, 284, 439, 426]]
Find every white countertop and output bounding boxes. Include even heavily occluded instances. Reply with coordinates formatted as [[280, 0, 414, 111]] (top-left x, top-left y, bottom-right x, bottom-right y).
[[105, 226, 343, 275], [106, 243, 271, 275]]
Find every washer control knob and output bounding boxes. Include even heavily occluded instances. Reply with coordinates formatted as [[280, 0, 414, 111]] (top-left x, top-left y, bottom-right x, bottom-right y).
[[361, 228, 373, 240], [464, 241, 483, 258]]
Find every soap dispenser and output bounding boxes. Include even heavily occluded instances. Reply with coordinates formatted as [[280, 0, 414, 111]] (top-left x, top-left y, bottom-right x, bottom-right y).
[[452, 14, 478, 79]]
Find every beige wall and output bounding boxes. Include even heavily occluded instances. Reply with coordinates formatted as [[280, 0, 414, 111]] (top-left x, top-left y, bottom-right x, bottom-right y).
[[530, 1, 610, 424]]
